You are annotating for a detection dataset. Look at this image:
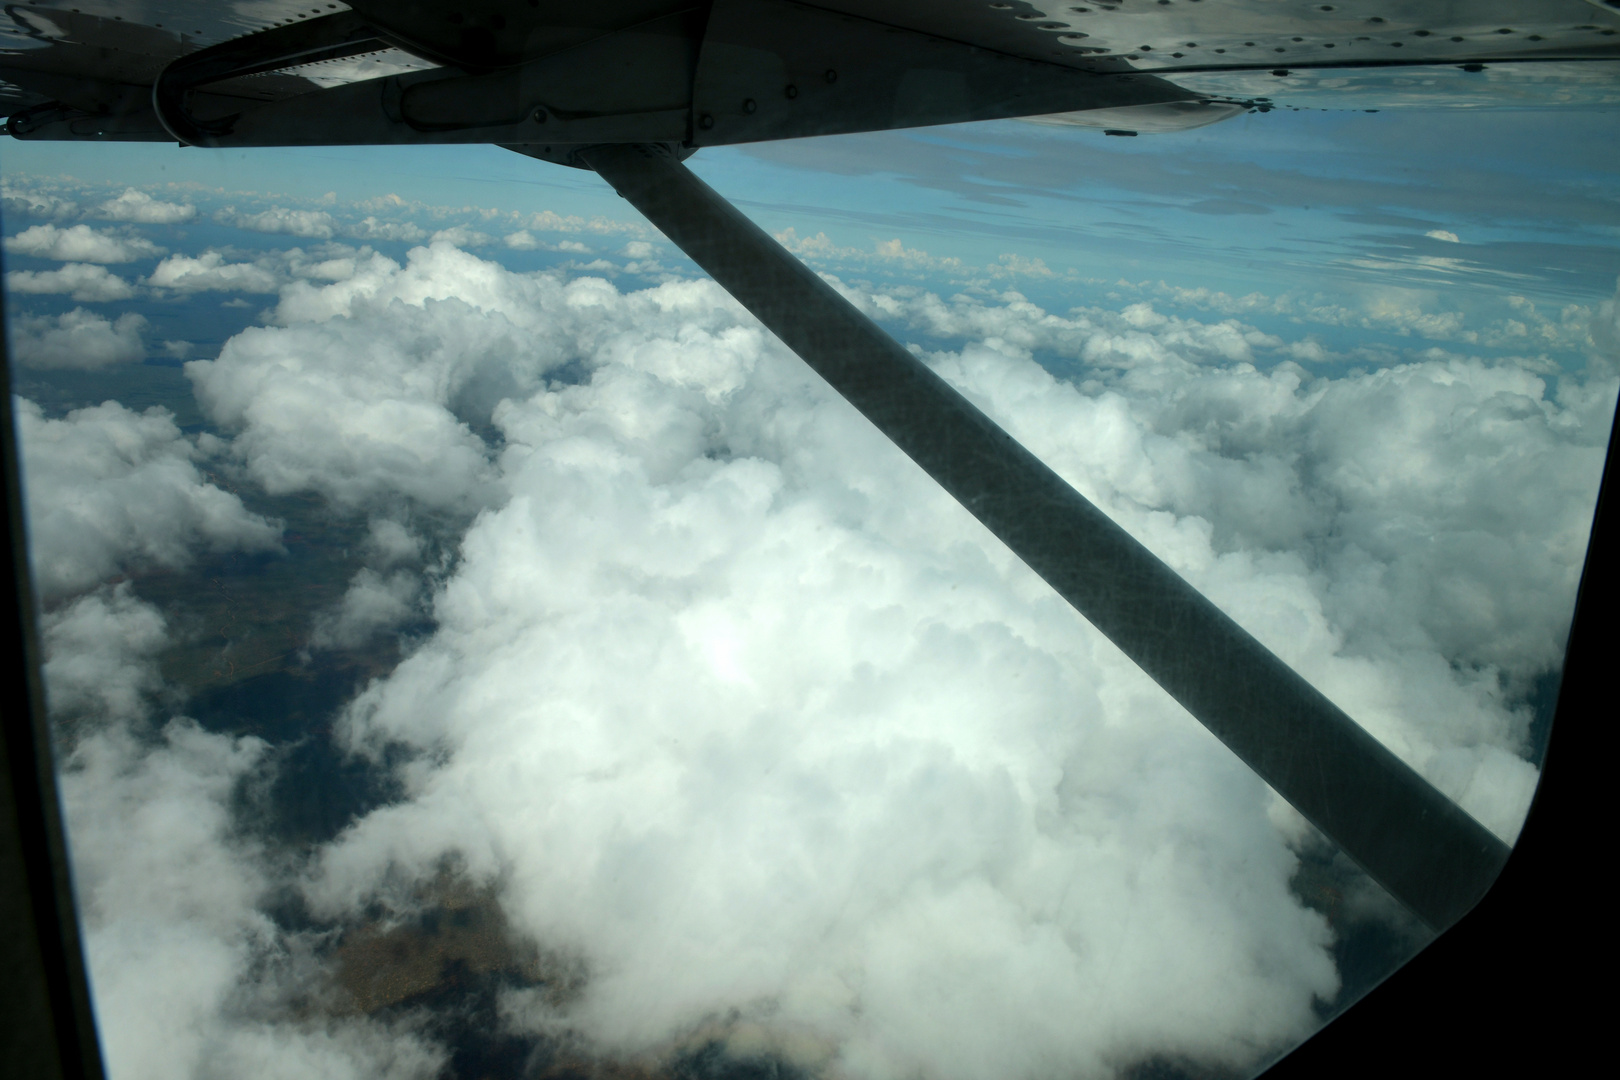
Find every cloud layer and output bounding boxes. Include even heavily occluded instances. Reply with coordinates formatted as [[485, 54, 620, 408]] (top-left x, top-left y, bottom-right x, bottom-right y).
[[41, 586, 447, 1080], [14, 195, 1610, 1080], [171, 245, 1609, 1078], [22, 399, 439, 1079], [16, 399, 283, 599]]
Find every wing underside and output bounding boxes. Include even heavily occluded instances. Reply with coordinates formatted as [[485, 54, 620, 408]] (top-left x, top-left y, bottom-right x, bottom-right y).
[[2, 0, 1617, 147]]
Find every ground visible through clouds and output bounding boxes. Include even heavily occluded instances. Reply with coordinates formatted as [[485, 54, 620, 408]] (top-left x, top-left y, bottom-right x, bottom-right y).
[[3, 108, 1617, 1080]]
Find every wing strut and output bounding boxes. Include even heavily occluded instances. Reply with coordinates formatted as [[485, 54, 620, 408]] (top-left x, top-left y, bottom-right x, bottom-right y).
[[573, 142, 1510, 931]]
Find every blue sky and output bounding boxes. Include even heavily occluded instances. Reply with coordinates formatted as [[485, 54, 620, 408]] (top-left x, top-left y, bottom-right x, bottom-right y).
[[8, 101, 1616, 299], [9, 102, 1617, 384]]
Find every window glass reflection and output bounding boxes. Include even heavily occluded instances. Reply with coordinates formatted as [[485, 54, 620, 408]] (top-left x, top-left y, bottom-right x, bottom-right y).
[[5, 103, 1615, 1080]]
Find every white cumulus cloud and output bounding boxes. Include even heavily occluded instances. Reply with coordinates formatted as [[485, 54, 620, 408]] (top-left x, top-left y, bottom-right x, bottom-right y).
[[185, 244, 563, 513], [311, 567, 423, 649], [42, 587, 447, 1080], [9, 308, 146, 369], [42, 583, 168, 725], [503, 230, 590, 253], [15, 399, 283, 600], [95, 188, 197, 225], [6, 262, 137, 301], [364, 517, 425, 567], [2, 179, 79, 219], [1591, 277, 1620, 374], [29, 239, 1608, 1080], [169, 248, 1606, 1080], [221, 205, 339, 240], [344, 216, 429, 243], [284, 262, 1340, 1080], [145, 250, 281, 294], [5, 223, 166, 263], [428, 226, 492, 248]]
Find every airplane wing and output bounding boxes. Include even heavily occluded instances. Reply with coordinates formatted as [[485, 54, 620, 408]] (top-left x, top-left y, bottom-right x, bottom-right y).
[[2, 1, 1617, 149]]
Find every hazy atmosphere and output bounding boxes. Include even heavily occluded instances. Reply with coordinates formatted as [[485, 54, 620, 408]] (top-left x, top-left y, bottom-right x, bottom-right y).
[[5, 103, 1616, 1080]]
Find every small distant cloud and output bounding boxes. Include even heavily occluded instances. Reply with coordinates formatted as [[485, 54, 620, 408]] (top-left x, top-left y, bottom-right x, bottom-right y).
[[5, 224, 165, 264], [775, 227, 838, 257], [364, 518, 424, 568], [994, 252, 1055, 279], [220, 206, 337, 240], [1591, 278, 1620, 374], [344, 216, 428, 243], [1287, 338, 1330, 363], [1425, 229, 1461, 243], [358, 192, 412, 213], [514, 208, 645, 236], [311, 568, 421, 649], [1, 181, 78, 220], [6, 263, 137, 302], [95, 188, 196, 225], [774, 228, 964, 275], [429, 226, 492, 249], [1185, 198, 1272, 216], [504, 230, 591, 253]]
